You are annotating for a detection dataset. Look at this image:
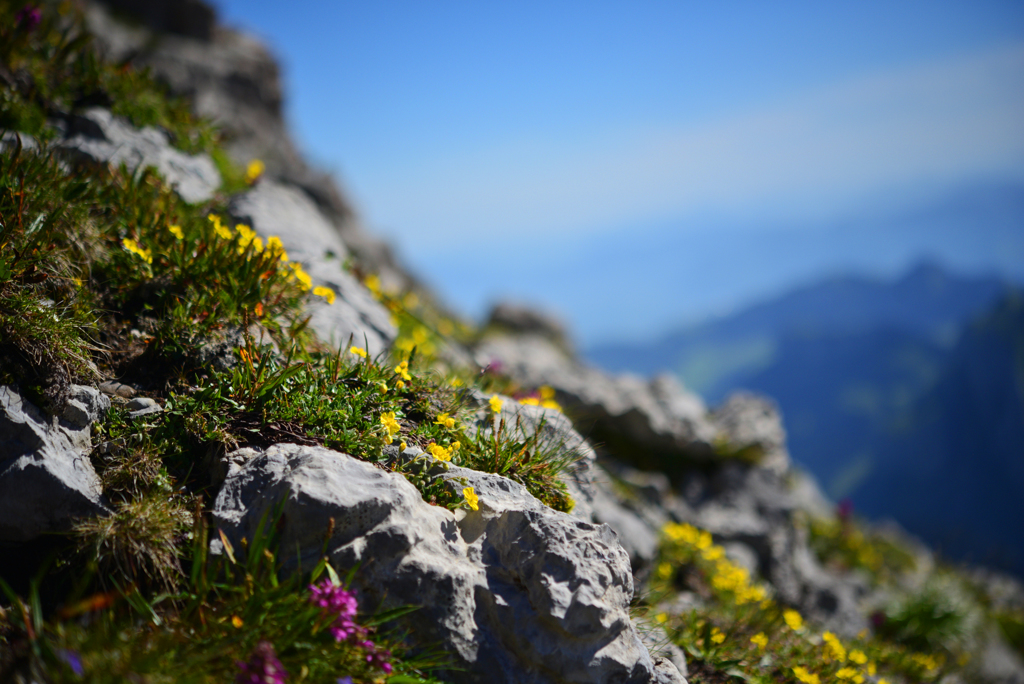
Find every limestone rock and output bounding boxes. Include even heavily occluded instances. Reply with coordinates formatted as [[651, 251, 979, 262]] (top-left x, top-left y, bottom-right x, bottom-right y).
[[474, 332, 717, 472], [0, 386, 108, 541], [229, 180, 396, 354], [212, 443, 671, 684], [678, 462, 868, 635], [710, 392, 790, 475], [58, 107, 220, 203]]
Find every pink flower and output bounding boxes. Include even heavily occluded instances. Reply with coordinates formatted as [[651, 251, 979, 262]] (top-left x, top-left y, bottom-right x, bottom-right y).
[[235, 641, 287, 684], [309, 578, 364, 642], [16, 5, 41, 31]]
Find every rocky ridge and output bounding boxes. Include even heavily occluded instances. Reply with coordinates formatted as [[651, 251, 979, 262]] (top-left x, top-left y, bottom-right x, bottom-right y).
[[1, 3, 1023, 683]]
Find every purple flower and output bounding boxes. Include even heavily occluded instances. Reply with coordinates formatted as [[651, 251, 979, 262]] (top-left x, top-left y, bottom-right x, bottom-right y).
[[337, 679, 354, 684], [15, 5, 41, 31], [308, 578, 358, 619], [309, 578, 365, 643], [57, 648, 84, 676], [235, 641, 287, 684], [360, 640, 393, 674]]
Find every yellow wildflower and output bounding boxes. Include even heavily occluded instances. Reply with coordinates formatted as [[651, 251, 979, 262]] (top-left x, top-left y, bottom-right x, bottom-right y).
[[313, 286, 336, 304], [394, 360, 411, 381], [849, 650, 867, 665], [208, 213, 232, 241], [710, 628, 725, 644], [867, 662, 877, 676], [377, 382, 388, 393], [656, 562, 673, 580], [252, 236, 264, 252], [365, 274, 381, 296], [521, 397, 540, 407], [655, 613, 668, 624], [451, 377, 463, 387], [489, 395, 503, 413], [245, 158, 265, 184], [783, 609, 803, 631], [878, 680, 889, 684], [379, 412, 401, 444], [266, 236, 288, 261], [435, 412, 456, 429], [289, 263, 312, 291], [121, 238, 153, 264], [792, 666, 819, 684], [451, 441, 461, 452], [399, 440, 407, 451], [835, 668, 861, 682], [231, 615, 244, 628], [428, 443, 452, 462], [463, 486, 479, 511], [396, 380, 405, 390], [168, 224, 184, 240], [701, 545, 725, 561], [823, 631, 846, 662], [349, 346, 367, 358], [750, 632, 768, 650]]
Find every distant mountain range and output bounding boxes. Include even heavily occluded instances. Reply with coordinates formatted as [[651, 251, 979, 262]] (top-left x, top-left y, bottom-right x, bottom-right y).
[[586, 262, 1024, 575]]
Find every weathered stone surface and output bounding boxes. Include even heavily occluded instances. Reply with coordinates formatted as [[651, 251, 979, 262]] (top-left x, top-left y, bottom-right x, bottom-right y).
[[58, 107, 220, 203], [709, 392, 790, 475], [678, 461, 868, 635], [474, 332, 717, 472], [0, 386, 108, 541], [212, 443, 676, 684], [127, 397, 163, 418], [228, 180, 397, 354]]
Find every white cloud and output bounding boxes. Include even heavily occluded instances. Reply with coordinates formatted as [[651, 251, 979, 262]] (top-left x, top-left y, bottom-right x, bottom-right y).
[[364, 44, 1024, 249]]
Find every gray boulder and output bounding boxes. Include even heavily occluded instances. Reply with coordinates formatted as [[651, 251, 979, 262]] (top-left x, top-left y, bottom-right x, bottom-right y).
[[212, 443, 683, 684], [460, 390, 667, 572], [58, 107, 220, 203], [0, 385, 109, 541], [228, 180, 396, 355], [474, 332, 718, 472]]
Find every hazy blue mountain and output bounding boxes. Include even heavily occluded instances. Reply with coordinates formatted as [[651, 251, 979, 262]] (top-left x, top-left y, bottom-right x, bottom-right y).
[[586, 263, 1023, 572], [854, 292, 1024, 576], [587, 261, 1010, 402]]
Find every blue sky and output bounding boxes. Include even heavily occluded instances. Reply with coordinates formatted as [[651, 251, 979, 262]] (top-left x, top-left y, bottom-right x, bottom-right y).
[[213, 1, 1024, 344]]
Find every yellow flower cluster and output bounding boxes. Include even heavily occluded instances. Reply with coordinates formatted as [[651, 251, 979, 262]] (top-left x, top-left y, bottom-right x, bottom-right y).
[[836, 667, 864, 683], [349, 346, 367, 359], [266, 236, 288, 262], [121, 238, 153, 264], [428, 441, 460, 462], [750, 632, 768, 650], [521, 386, 562, 411], [235, 223, 263, 254], [394, 325, 435, 356], [793, 666, 820, 684], [489, 395, 503, 414], [209, 213, 233, 241], [823, 631, 846, 662], [710, 627, 726, 644], [289, 262, 312, 291], [391, 360, 411, 389], [463, 486, 479, 511], [784, 609, 804, 631], [379, 412, 401, 444], [434, 412, 456, 429], [168, 224, 184, 240], [662, 522, 768, 606]]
